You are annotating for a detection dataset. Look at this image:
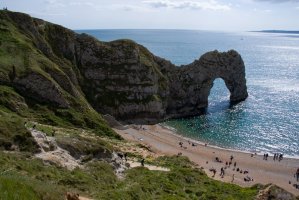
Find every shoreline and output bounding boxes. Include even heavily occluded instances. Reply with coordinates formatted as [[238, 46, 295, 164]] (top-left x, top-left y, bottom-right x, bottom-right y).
[[114, 124, 299, 195], [160, 124, 299, 160]]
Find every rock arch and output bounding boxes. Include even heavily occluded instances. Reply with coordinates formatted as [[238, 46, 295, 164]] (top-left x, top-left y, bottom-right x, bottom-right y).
[[167, 50, 248, 118]]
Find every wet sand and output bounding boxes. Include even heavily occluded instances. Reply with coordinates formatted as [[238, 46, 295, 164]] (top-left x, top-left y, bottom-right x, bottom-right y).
[[114, 124, 299, 195]]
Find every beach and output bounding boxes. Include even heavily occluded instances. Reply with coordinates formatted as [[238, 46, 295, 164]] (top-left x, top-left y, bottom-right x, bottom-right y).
[[114, 124, 299, 195]]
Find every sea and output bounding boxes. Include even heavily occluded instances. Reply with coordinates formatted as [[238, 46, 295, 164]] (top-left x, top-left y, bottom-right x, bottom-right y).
[[76, 29, 299, 157]]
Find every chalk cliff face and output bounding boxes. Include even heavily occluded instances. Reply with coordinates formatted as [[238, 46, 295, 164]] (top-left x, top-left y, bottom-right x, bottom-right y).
[[0, 11, 248, 124]]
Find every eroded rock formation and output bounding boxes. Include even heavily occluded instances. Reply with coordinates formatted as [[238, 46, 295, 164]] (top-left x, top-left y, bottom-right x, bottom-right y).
[[0, 11, 248, 124]]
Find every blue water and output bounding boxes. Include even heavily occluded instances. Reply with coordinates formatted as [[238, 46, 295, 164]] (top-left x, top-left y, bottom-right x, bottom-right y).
[[76, 29, 299, 157]]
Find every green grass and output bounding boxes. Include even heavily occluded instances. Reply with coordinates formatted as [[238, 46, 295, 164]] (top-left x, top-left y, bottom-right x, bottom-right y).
[[100, 156, 259, 200], [0, 150, 259, 200], [0, 110, 38, 152], [0, 176, 40, 200]]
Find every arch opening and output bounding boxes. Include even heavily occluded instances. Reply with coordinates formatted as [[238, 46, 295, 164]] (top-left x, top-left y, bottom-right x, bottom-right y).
[[207, 78, 231, 114]]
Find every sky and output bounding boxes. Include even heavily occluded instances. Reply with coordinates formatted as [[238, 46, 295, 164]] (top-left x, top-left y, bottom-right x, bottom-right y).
[[1, 0, 299, 31]]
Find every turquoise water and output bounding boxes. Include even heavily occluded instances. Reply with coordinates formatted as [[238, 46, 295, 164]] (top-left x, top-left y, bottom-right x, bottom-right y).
[[76, 29, 299, 157]]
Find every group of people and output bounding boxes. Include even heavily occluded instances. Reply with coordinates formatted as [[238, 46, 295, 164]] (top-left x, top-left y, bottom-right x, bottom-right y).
[[263, 153, 269, 160], [273, 153, 283, 161], [263, 153, 284, 161], [179, 141, 198, 149], [210, 155, 253, 183]]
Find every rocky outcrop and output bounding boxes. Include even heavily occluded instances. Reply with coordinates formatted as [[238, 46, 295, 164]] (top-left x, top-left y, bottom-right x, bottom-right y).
[[13, 72, 70, 108], [0, 11, 248, 124], [256, 184, 298, 200], [166, 50, 248, 118]]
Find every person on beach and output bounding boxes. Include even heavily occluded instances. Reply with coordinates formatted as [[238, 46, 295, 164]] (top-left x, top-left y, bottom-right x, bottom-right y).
[[230, 155, 234, 161], [234, 162, 237, 168], [279, 154, 283, 162], [264, 153, 268, 160], [141, 158, 145, 167], [296, 168, 299, 182], [220, 167, 225, 178], [179, 142, 183, 148], [210, 168, 217, 177], [273, 153, 276, 161], [231, 174, 235, 183]]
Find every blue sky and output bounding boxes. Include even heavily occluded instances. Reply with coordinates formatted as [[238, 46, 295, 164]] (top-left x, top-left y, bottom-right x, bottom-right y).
[[1, 0, 299, 31]]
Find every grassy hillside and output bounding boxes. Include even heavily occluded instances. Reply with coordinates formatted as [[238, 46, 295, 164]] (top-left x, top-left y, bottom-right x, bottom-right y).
[[0, 10, 119, 145], [0, 151, 259, 200]]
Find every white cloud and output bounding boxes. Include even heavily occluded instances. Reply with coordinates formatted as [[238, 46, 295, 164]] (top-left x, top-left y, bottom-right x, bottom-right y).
[[143, 0, 231, 11]]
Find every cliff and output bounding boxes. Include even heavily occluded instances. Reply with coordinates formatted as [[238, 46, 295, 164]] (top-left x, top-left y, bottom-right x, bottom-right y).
[[0, 10, 248, 126]]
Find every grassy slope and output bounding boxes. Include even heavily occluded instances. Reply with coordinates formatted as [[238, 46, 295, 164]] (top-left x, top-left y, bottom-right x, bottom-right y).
[[0, 151, 259, 200], [0, 10, 119, 143], [0, 123, 259, 200]]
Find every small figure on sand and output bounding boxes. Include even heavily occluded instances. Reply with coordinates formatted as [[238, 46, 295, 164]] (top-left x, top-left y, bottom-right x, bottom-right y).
[[263, 153, 268, 160], [244, 176, 253, 182], [220, 167, 225, 178], [215, 157, 222, 163], [141, 158, 145, 167], [209, 168, 217, 177], [296, 168, 299, 182], [179, 141, 183, 148], [278, 154, 283, 162], [230, 155, 234, 161], [231, 174, 235, 183], [273, 153, 276, 161]]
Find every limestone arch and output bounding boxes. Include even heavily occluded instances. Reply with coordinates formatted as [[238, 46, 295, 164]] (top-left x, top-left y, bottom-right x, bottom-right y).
[[167, 50, 248, 118]]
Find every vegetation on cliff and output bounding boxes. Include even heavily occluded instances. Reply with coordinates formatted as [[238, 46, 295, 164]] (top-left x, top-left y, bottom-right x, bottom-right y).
[[0, 10, 118, 142]]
